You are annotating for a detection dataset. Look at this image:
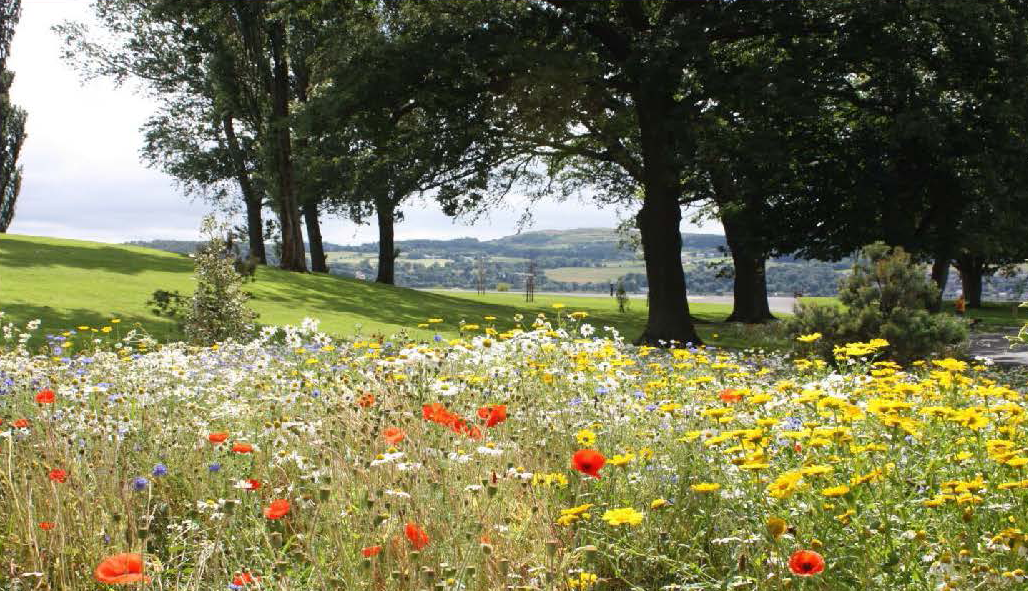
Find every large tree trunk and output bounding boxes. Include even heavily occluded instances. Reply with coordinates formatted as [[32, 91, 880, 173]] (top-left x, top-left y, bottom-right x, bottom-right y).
[[268, 19, 306, 272], [304, 200, 328, 273], [712, 176, 774, 324], [929, 254, 950, 313], [375, 194, 396, 285], [726, 251, 774, 323], [221, 114, 266, 264], [633, 91, 700, 346], [956, 255, 985, 309]]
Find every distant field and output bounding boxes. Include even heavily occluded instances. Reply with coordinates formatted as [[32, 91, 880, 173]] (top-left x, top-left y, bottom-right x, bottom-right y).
[[325, 251, 453, 266], [545, 264, 647, 283]]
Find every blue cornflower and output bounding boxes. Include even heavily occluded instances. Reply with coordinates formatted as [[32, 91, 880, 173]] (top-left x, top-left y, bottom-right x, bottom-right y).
[[209, 463, 221, 473], [132, 476, 149, 491], [433, 334, 443, 342], [152, 463, 168, 477]]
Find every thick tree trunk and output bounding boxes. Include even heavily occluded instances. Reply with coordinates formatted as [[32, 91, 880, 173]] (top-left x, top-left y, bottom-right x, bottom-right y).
[[375, 195, 396, 285], [727, 252, 774, 324], [303, 200, 328, 273], [222, 114, 266, 265], [714, 183, 774, 324], [929, 255, 950, 313], [633, 91, 700, 346], [956, 255, 985, 309], [269, 19, 306, 272]]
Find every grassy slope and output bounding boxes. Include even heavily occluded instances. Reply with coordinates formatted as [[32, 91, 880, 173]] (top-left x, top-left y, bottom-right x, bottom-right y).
[[0, 234, 744, 344]]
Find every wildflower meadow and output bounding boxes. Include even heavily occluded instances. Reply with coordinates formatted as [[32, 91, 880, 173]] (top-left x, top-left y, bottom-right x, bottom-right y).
[[2, 309, 1027, 591]]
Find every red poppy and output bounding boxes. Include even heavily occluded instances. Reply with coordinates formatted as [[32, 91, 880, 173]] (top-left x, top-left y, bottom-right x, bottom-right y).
[[231, 442, 254, 454], [49, 469, 67, 483], [243, 479, 261, 490], [232, 572, 259, 586], [208, 432, 229, 444], [382, 427, 406, 445], [263, 499, 290, 519], [405, 522, 429, 550], [35, 388, 55, 404], [789, 550, 825, 576], [94, 553, 150, 584], [423, 403, 481, 439], [422, 403, 456, 425], [13, 419, 28, 429], [357, 393, 376, 408], [719, 388, 742, 403], [39, 521, 56, 530], [477, 405, 508, 427], [361, 545, 382, 558], [571, 449, 606, 479]]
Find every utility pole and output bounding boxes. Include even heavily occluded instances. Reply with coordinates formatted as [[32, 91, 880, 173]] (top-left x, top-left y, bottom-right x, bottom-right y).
[[475, 255, 487, 295], [525, 259, 536, 302]]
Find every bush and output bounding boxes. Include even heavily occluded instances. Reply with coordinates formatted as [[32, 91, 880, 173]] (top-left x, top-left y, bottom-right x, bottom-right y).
[[496, 282, 511, 292], [182, 216, 259, 345], [788, 243, 967, 363]]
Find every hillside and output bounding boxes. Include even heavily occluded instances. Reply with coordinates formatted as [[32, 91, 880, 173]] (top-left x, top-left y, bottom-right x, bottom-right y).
[[0, 234, 741, 343]]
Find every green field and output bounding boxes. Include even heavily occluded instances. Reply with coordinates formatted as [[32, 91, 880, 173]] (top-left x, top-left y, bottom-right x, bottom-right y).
[[0, 234, 754, 346]]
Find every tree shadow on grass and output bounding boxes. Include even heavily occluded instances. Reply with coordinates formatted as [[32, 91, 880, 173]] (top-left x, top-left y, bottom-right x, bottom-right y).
[[0, 236, 190, 275], [0, 303, 181, 349]]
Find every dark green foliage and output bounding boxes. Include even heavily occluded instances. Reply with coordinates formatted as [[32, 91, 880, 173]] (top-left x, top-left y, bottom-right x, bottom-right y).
[[0, 0, 25, 233], [789, 243, 967, 363]]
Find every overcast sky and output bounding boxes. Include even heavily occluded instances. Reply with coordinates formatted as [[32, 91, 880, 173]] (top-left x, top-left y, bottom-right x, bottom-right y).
[[7, 0, 722, 245]]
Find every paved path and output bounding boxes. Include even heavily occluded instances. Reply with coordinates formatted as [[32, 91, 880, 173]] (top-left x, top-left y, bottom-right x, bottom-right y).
[[968, 329, 1028, 367]]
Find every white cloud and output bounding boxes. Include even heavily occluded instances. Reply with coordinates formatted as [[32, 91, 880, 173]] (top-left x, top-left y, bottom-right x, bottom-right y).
[[6, 1, 722, 246]]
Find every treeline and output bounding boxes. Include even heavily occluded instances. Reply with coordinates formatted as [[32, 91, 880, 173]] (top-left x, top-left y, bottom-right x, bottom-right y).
[[59, 1, 1028, 345]]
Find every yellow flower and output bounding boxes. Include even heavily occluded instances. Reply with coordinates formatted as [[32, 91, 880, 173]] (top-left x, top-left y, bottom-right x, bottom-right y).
[[691, 482, 721, 493], [608, 453, 635, 467], [556, 503, 593, 526], [427, 318, 444, 323], [650, 498, 669, 509], [552, 303, 566, 309], [575, 429, 596, 446], [796, 332, 823, 343], [602, 507, 644, 526], [821, 484, 851, 497], [766, 517, 787, 539], [767, 471, 803, 499]]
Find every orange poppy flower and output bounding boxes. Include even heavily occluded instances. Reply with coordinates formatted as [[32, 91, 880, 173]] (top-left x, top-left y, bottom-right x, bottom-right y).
[[357, 393, 376, 407], [719, 388, 743, 403], [231, 442, 254, 454], [35, 388, 55, 404], [477, 405, 508, 427], [264, 499, 290, 519], [382, 427, 406, 445], [49, 468, 67, 483], [789, 550, 825, 576], [571, 449, 606, 479], [232, 572, 259, 586], [208, 432, 229, 444], [39, 521, 56, 530], [361, 545, 382, 557], [13, 419, 28, 429], [405, 522, 429, 550], [94, 553, 150, 584]]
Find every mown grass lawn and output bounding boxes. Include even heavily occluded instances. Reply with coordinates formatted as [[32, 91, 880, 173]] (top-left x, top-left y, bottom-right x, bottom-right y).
[[1, 234, 774, 348]]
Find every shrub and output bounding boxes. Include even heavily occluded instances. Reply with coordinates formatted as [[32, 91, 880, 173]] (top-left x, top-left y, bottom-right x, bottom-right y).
[[788, 243, 967, 363], [496, 282, 511, 292], [182, 216, 259, 345]]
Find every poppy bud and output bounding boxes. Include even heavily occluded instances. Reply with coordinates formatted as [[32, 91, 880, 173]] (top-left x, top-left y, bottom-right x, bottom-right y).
[[545, 540, 558, 557], [480, 543, 493, 555], [269, 532, 283, 548], [319, 487, 331, 501], [499, 559, 510, 576]]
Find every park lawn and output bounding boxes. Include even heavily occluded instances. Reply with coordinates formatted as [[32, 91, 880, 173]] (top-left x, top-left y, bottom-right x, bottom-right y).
[[1, 234, 782, 348]]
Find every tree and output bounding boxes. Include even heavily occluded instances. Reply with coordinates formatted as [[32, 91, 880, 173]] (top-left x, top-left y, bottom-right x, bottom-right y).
[[297, 1, 520, 285], [59, 0, 312, 270], [783, 0, 1028, 310], [0, 0, 26, 233]]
